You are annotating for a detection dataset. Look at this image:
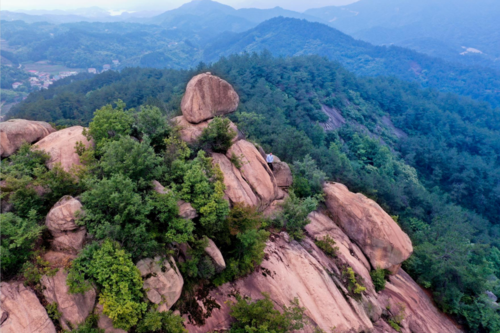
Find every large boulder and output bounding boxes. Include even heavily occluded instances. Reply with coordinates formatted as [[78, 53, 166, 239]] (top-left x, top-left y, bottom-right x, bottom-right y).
[[186, 233, 374, 333], [41, 270, 96, 331], [323, 183, 413, 273], [0, 282, 56, 333], [152, 180, 198, 219], [45, 196, 86, 253], [172, 115, 239, 144], [181, 72, 239, 124], [377, 269, 463, 333], [211, 153, 259, 207], [273, 161, 292, 188], [0, 119, 55, 158], [136, 256, 183, 312], [95, 303, 126, 333], [33, 126, 93, 172], [204, 238, 226, 272], [226, 140, 279, 208]]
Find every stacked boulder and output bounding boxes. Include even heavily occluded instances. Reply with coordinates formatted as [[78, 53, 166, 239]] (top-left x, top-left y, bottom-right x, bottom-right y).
[[0, 119, 55, 158], [176, 72, 289, 211]]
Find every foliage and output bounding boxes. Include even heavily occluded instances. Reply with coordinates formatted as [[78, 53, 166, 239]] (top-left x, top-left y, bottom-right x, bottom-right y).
[[46, 302, 62, 322], [67, 240, 147, 330], [66, 315, 103, 333], [22, 253, 58, 288], [100, 136, 162, 188], [370, 268, 390, 292], [315, 235, 339, 258], [137, 310, 187, 333], [386, 304, 406, 333], [87, 100, 134, 154], [135, 105, 171, 151], [0, 211, 44, 276], [228, 292, 306, 333], [342, 267, 366, 295], [275, 191, 318, 239], [292, 155, 326, 197], [198, 117, 237, 153]]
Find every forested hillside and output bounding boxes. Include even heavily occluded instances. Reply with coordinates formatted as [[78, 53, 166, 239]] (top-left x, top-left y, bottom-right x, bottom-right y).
[[6, 53, 500, 331]]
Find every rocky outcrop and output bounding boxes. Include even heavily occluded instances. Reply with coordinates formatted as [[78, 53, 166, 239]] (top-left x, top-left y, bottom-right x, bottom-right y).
[[45, 196, 86, 253], [181, 72, 239, 124], [42, 251, 76, 268], [0, 282, 56, 333], [211, 153, 259, 207], [272, 161, 292, 188], [0, 119, 55, 158], [204, 238, 226, 272], [172, 115, 239, 144], [323, 182, 413, 273], [152, 180, 198, 219], [95, 303, 126, 333], [136, 256, 183, 312], [226, 140, 279, 208], [33, 126, 93, 172], [186, 233, 375, 333], [41, 270, 96, 331], [377, 269, 462, 333]]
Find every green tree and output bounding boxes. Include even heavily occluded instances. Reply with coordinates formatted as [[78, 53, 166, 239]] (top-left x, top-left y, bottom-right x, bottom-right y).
[[275, 191, 318, 239], [198, 117, 237, 153]]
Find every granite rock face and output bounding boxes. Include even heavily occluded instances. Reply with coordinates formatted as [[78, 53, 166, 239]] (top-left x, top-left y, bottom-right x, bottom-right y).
[[181, 73, 239, 124], [33, 126, 93, 172], [204, 238, 226, 272], [0, 119, 55, 157], [0, 282, 56, 333]]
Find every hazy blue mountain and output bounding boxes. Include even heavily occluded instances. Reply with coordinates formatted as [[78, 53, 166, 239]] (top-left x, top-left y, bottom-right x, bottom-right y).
[[204, 17, 500, 108], [305, 0, 500, 70]]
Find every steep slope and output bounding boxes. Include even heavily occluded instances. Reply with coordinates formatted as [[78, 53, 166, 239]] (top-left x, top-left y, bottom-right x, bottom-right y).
[[305, 0, 500, 70], [204, 17, 500, 108]]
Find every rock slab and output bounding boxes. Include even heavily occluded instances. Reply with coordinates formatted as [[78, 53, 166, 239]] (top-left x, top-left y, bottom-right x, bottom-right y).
[[0, 282, 56, 333], [33, 126, 93, 172], [41, 270, 96, 330], [0, 119, 55, 157], [323, 182, 413, 272], [136, 256, 183, 312], [204, 238, 226, 272], [181, 73, 239, 124]]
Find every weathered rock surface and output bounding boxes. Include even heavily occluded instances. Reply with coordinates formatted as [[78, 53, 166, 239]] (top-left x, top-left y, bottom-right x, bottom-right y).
[[95, 303, 126, 333], [136, 256, 183, 312], [226, 140, 279, 208], [45, 196, 86, 253], [33, 126, 93, 172], [172, 115, 239, 144], [211, 153, 259, 207], [272, 161, 292, 188], [262, 198, 286, 218], [0, 282, 56, 333], [152, 180, 198, 219], [181, 73, 239, 124], [0, 119, 55, 157], [204, 238, 226, 272], [42, 251, 76, 268], [377, 269, 462, 333], [323, 182, 413, 272], [186, 234, 374, 333], [41, 270, 96, 330]]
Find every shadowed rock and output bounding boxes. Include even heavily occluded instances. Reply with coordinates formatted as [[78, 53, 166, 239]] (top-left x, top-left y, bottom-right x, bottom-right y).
[[171, 115, 239, 144], [181, 73, 239, 124], [204, 238, 226, 272], [0, 119, 55, 158], [152, 180, 198, 219]]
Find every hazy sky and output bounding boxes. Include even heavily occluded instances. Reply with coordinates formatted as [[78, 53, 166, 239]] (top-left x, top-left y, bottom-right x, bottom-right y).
[[2, 0, 358, 13]]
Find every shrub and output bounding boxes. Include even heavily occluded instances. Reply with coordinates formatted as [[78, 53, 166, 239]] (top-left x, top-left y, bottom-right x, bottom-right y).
[[87, 100, 134, 154], [370, 268, 390, 292], [275, 191, 318, 239], [343, 267, 366, 295], [66, 315, 103, 333], [67, 240, 147, 331], [292, 155, 326, 197], [46, 302, 62, 322], [228, 292, 306, 333], [0, 211, 44, 276], [135, 105, 171, 151], [198, 117, 236, 153], [315, 235, 339, 258], [22, 253, 58, 289], [137, 310, 187, 333], [79, 174, 157, 258], [226, 203, 264, 235], [100, 136, 162, 188]]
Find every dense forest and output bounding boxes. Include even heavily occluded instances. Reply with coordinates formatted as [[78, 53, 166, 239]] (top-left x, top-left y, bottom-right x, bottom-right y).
[[6, 53, 500, 331]]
